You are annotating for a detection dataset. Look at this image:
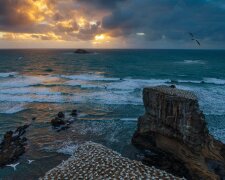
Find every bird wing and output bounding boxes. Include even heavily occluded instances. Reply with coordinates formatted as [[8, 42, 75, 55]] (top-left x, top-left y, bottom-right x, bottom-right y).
[[189, 32, 194, 37], [6, 164, 18, 171], [28, 160, 34, 164], [196, 40, 201, 46]]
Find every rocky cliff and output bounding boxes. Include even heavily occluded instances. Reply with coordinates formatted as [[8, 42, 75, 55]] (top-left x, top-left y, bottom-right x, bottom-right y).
[[132, 85, 225, 179]]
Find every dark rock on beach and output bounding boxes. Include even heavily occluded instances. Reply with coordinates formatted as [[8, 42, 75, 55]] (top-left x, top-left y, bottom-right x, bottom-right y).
[[132, 85, 225, 179], [71, 109, 78, 117], [57, 112, 65, 119], [51, 111, 76, 130], [0, 125, 29, 167], [51, 117, 65, 127], [51, 112, 66, 127], [74, 49, 90, 54], [44, 68, 53, 72], [170, 84, 176, 88]]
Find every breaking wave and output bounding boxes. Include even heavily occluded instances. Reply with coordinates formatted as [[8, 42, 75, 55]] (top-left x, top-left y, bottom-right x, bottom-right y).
[[0, 72, 18, 78], [176, 60, 206, 65], [0, 102, 27, 114]]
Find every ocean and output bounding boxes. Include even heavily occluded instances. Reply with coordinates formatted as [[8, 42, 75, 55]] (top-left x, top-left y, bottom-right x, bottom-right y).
[[0, 49, 225, 179]]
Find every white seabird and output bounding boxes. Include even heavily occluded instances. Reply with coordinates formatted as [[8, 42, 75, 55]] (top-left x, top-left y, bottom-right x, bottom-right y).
[[28, 160, 35, 164], [6, 162, 20, 171]]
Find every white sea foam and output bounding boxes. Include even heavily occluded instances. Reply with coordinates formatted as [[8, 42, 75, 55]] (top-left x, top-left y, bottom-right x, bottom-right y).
[[42, 141, 79, 155], [83, 90, 142, 105], [0, 102, 26, 114], [0, 94, 70, 103], [171, 78, 225, 85], [57, 142, 79, 155], [61, 74, 119, 81], [0, 72, 18, 78], [64, 80, 103, 88], [106, 78, 170, 90], [0, 90, 141, 105], [211, 129, 225, 143], [176, 85, 225, 115], [203, 78, 225, 85], [179, 60, 206, 64], [177, 80, 202, 84], [120, 118, 137, 121], [80, 84, 105, 89], [0, 73, 224, 115], [0, 87, 62, 95], [0, 75, 62, 88], [64, 77, 170, 91]]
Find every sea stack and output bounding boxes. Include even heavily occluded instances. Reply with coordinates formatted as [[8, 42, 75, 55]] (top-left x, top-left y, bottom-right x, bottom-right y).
[[132, 85, 225, 179]]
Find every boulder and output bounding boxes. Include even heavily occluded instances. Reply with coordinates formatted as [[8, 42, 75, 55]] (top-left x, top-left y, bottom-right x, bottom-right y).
[[57, 112, 65, 119], [71, 109, 78, 117], [132, 85, 225, 179], [51, 117, 65, 127], [170, 84, 176, 88], [0, 125, 29, 167]]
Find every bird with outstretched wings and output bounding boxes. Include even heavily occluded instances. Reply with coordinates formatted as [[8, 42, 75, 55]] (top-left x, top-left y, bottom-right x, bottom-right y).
[[188, 32, 201, 46]]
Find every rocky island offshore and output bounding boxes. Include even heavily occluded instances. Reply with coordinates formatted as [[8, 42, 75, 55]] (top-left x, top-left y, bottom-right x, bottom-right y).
[[132, 85, 225, 179]]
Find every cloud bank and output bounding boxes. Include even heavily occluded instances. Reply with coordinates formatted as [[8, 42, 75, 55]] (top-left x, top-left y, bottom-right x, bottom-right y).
[[0, 0, 224, 48]]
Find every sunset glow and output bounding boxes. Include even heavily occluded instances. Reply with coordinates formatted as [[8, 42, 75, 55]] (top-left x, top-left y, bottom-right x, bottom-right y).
[[0, 0, 224, 48]]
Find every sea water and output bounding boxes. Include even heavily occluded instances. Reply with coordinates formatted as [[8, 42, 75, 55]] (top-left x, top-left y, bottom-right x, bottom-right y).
[[0, 49, 225, 179]]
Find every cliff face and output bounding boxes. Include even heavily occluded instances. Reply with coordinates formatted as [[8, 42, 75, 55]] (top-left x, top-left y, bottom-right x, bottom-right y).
[[132, 86, 225, 179]]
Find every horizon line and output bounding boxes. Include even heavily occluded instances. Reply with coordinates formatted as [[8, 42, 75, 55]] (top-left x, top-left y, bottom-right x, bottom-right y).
[[0, 48, 225, 50]]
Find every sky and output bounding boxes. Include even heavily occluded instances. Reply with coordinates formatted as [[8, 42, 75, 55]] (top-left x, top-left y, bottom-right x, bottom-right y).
[[0, 0, 225, 49]]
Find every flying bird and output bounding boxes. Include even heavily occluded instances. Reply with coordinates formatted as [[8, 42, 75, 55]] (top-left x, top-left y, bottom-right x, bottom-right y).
[[6, 162, 20, 171], [195, 39, 201, 46], [17, 57, 23, 60], [188, 32, 201, 46], [27, 160, 35, 164], [189, 32, 194, 38]]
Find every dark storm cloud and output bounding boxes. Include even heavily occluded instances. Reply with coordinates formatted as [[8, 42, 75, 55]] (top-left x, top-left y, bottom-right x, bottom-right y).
[[75, 0, 127, 10], [0, 0, 34, 26], [0, 0, 225, 46], [102, 0, 225, 42], [0, 0, 54, 33]]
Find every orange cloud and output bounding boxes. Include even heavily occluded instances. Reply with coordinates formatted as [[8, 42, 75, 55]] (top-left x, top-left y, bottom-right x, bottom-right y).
[[1, 32, 62, 41], [0, 0, 112, 43]]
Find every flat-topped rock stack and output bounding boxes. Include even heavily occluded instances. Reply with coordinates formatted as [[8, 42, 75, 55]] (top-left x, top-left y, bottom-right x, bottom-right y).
[[132, 85, 225, 179], [40, 142, 182, 180]]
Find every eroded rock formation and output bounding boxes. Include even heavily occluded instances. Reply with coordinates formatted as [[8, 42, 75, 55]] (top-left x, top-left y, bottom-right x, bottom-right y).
[[0, 125, 29, 167], [132, 85, 225, 179]]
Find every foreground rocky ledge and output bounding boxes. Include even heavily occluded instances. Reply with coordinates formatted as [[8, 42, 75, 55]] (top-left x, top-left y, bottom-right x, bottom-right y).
[[40, 142, 182, 180], [132, 85, 225, 179], [0, 125, 29, 167]]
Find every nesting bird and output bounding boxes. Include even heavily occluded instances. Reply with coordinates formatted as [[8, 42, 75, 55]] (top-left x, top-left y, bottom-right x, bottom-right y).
[[40, 142, 184, 180]]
